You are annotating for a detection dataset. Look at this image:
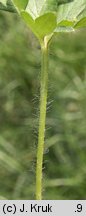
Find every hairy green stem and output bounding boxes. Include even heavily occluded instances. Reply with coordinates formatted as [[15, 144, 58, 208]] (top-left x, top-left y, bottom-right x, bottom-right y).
[[36, 38, 49, 200]]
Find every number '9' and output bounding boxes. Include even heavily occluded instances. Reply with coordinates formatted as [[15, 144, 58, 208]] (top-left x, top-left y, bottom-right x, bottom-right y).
[[77, 204, 82, 212]]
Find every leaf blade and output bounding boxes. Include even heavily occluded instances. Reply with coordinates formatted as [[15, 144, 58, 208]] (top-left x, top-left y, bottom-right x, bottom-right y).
[[56, 0, 86, 32], [21, 11, 57, 39], [74, 17, 86, 28], [13, 0, 28, 11], [26, 0, 57, 19]]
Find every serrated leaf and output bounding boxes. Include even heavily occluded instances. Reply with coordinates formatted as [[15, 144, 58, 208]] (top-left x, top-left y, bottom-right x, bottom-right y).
[[21, 11, 57, 39], [13, 0, 28, 11]]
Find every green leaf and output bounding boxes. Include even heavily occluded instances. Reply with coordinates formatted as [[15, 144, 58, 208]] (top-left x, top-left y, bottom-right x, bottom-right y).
[[20, 0, 58, 40], [39, 0, 57, 15], [58, 0, 74, 4], [57, 0, 85, 24], [74, 17, 86, 28], [55, 26, 74, 33], [21, 11, 57, 40], [0, 0, 86, 37], [57, 20, 74, 27], [55, 0, 86, 32], [26, 0, 74, 20], [26, 0, 57, 19], [13, 0, 28, 11], [22, 0, 86, 38]]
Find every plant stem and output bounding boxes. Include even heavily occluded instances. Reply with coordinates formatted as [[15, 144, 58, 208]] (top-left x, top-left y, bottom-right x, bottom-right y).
[[36, 38, 49, 200]]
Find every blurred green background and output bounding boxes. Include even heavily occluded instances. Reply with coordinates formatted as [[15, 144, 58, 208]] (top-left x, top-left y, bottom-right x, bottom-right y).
[[0, 11, 86, 200]]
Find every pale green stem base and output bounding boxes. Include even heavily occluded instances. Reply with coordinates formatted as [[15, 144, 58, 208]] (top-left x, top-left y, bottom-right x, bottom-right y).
[[36, 39, 49, 200]]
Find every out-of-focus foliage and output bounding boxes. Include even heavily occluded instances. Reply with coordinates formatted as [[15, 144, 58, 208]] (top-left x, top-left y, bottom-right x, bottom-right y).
[[0, 11, 86, 199], [0, 11, 40, 199], [0, 0, 17, 12]]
